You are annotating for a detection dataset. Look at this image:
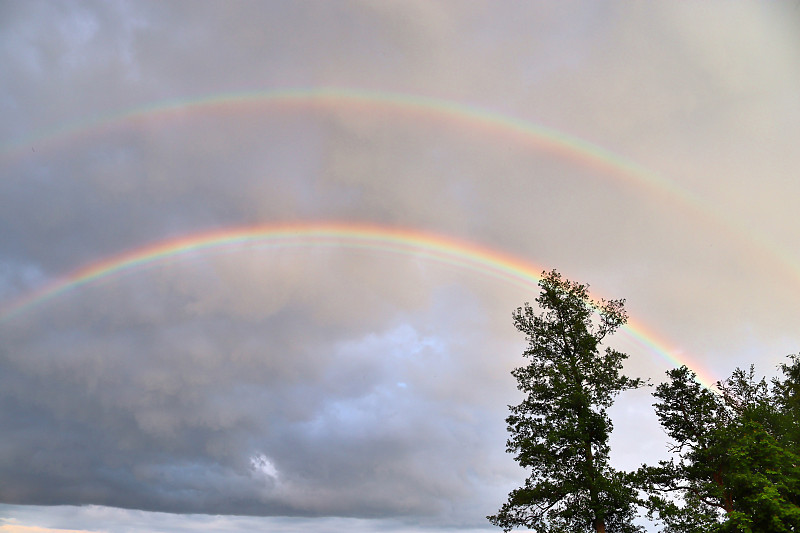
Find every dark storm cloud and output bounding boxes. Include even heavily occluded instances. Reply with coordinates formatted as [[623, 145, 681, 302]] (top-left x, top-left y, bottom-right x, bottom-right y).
[[0, 247, 519, 523]]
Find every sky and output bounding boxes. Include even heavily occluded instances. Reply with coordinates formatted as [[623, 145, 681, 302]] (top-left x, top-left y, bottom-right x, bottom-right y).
[[1, 1, 800, 532]]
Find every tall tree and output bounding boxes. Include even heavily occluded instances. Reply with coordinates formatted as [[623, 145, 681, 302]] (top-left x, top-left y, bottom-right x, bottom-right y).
[[639, 360, 800, 532], [488, 270, 644, 533]]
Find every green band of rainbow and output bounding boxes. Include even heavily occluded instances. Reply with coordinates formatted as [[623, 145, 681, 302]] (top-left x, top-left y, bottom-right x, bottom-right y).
[[0, 221, 718, 390]]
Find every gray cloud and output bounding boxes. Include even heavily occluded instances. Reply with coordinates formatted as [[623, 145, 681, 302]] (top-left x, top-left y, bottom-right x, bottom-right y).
[[1, 1, 800, 531]]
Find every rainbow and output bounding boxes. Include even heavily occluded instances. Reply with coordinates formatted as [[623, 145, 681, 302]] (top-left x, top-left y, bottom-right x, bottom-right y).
[[4, 88, 690, 202], [0, 221, 718, 390], [4, 87, 799, 290]]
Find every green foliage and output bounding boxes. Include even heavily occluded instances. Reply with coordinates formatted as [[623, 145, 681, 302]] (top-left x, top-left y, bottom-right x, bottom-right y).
[[491, 272, 800, 532], [773, 355, 800, 452], [488, 270, 644, 533], [638, 359, 800, 533]]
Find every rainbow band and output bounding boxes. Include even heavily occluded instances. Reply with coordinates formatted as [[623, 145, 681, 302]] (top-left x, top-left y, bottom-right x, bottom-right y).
[[4, 87, 799, 291], [4, 88, 688, 201], [0, 221, 718, 390]]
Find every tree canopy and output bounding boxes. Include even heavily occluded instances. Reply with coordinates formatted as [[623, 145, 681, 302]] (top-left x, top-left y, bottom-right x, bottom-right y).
[[490, 271, 800, 533], [488, 270, 644, 533], [638, 359, 800, 532]]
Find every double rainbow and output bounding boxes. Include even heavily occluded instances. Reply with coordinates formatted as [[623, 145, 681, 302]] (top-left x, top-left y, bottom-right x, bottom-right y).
[[4, 88, 798, 289]]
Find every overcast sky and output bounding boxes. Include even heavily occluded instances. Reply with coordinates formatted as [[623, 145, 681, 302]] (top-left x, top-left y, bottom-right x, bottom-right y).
[[2, 2, 800, 532]]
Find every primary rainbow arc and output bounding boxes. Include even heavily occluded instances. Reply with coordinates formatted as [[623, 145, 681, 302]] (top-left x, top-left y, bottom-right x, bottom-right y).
[[0, 221, 718, 390]]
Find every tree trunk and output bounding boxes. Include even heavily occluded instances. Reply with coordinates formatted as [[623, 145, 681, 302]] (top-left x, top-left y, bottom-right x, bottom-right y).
[[712, 468, 734, 514], [586, 443, 606, 533]]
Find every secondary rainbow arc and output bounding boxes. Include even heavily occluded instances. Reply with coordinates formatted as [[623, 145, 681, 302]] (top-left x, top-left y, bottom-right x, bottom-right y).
[[3, 88, 687, 202], [0, 221, 718, 390]]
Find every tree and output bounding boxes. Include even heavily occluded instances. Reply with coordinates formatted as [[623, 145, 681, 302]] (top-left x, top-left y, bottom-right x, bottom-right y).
[[638, 360, 800, 532], [636, 365, 732, 532], [488, 270, 644, 533]]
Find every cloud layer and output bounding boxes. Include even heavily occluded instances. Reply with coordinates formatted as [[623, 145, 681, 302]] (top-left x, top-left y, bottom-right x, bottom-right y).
[[2, 1, 800, 531]]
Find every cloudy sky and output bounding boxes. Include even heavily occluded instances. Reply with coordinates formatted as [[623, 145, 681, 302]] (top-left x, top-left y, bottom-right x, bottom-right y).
[[2, 2, 800, 532]]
